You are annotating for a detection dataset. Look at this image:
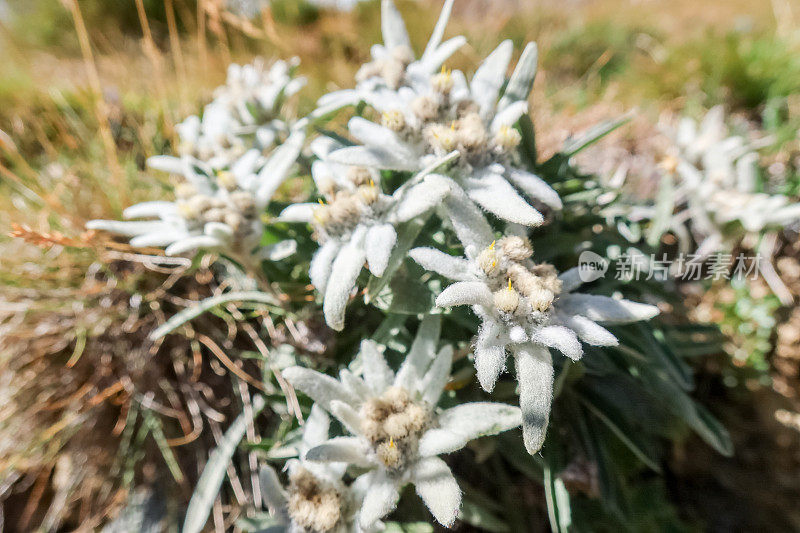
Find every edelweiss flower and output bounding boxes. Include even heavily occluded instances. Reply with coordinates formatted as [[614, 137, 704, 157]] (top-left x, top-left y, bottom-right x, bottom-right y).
[[278, 137, 452, 330], [87, 127, 306, 257], [283, 316, 522, 528], [328, 37, 561, 227], [314, 0, 466, 115], [634, 106, 800, 256], [409, 200, 658, 454], [260, 406, 377, 533], [172, 58, 306, 170]]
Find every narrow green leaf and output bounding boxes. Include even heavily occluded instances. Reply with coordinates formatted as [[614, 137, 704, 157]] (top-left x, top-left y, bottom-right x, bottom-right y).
[[562, 115, 631, 156], [460, 498, 510, 533], [543, 462, 572, 533], [150, 291, 279, 340], [646, 172, 675, 247], [182, 396, 266, 533]]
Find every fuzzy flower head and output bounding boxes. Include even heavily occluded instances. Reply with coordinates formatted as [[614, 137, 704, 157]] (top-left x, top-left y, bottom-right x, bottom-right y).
[[329, 39, 563, 228], [283, 316, 522, 528], [177, 58, 306, 169], [259, 406, 375, 533], [314, 0, 466, 115], [279, 137, 452, 331], [409, 203, 658, 454], [87, 127, 306, 257]]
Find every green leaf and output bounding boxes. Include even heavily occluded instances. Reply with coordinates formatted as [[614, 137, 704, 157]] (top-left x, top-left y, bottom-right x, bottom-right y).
[[149, 291, 279, 340], [372, 265, 436, 315], [182, 396, 266, 533], [543, 461, 572, 533], [646, 172, 675, 247], [460, 498, 510, 533], [575, 390, 662, 473], [562, 115, 631, 156]]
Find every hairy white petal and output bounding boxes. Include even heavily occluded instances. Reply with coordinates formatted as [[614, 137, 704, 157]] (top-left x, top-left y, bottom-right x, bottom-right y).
[[558, 315, 619, 347], [393, 177, 451, 222], [258, 465, 288, 516], [408, 247, 472, 281], [490, 100, 528, 132], [305, 437, 372, 467], [512, 343, 554, 455], [471, 40, 514, 117], [416, 36, 466, 75], [359, 470, 401, 529], [165, 235, 224, 255], [411, 456, 461, 527], [360, 340, 394, 394], [441, 181, 495, 250], [123, 201, 177, 219], [395, 315, 442, 390], [204, 222, 235, 240], [436, 281, 493, 309], [463, 173, 544, 226], [348, 117, 412, 158], [129, 232, 185, 248], [278, 203, 317, 223], [323, 231, 367, 331], [437, 402, 522, 444], [329, 400, 362, 436], [380, 0, 411, 51], [282, 366, 360, 410], [498, 42, 538, 111], [147, 155, 184, 175], [365, 224, 397, 277], [420, 0, 455, 63], [420, 345, 453, 405], [86, 219, 175, 237], [302, 405, 331, 451], [532, 325, 583, 361], [309, 240, 341, 294], [330, 146, 417, 171], [505, 168, 563, 210], [557, 267, 585, 293], [417, 429, 469, 457], [339, 369, 371, 401], [557, 293, 659, 324], [475, 321, 507, 391], [259, 239, 297, 261], [255, 125, 306, 206]]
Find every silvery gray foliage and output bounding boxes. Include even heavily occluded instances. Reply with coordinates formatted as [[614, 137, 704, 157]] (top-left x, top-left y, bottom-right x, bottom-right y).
[[172, 58, 306, 171], [278, 137, 454, 331], [283, 316, 522, 528], [314, 0, 466, 116], [87, 125, 306, 257], [409, 199, 658, 454], [618, 106, 800, 256]]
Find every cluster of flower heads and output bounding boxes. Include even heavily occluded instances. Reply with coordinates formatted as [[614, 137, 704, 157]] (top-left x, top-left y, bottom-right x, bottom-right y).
[[88, 58, 307, 258], [277, 316, 523, 529], [88, 1, 664, 529], [618, 106, 800, 257]]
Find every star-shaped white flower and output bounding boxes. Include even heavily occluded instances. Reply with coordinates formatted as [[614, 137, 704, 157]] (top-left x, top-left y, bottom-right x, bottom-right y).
[[87, 126, 306, 257], [327, 35, 561, 228], [314, 0, 466, 116], [624, 106, 800, 257], [278, 137, 453, 330], [175, 58, 306, 170], [283, 316, 522, 528], [260, 405, 379, 533], [409, 199, 658, 454]]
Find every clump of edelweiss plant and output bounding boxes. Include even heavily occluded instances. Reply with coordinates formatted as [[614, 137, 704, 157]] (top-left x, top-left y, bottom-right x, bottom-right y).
[[625, 106, 800, 257], [410, 198, 658, 453], [283, 316, 522, 528], [278, 137, 452, 330], [173, 58, 306, 170], [87, 127, 305, 257]]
